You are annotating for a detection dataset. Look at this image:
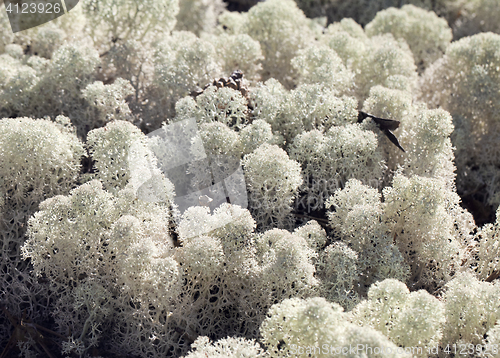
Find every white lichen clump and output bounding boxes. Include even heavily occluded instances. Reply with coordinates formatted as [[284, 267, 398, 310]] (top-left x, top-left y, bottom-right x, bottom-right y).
[[420, 32, 500, 208], [1, 0, 500, 356]]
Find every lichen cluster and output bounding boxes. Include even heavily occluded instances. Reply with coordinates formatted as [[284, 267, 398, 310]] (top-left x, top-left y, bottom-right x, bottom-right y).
[[1, 0, 500, 357]]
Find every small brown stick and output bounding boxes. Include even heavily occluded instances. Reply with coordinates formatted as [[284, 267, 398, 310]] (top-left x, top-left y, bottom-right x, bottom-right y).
[[485, 270, 500, 283]]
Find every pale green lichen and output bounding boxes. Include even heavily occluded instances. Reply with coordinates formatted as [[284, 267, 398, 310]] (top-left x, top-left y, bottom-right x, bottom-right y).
[[1, 1, 498, 357]]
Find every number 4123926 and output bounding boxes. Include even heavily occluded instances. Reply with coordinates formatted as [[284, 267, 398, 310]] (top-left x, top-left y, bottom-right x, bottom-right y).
[[5, 2, 61, 14], [443, 344, 498, 356]]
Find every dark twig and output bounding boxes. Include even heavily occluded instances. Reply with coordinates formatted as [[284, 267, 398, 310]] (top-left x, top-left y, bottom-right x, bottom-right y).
[[357, 111, 405, 152]]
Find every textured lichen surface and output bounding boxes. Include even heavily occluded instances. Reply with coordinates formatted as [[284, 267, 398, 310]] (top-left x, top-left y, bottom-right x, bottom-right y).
[[1, 0, 500, 357]]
